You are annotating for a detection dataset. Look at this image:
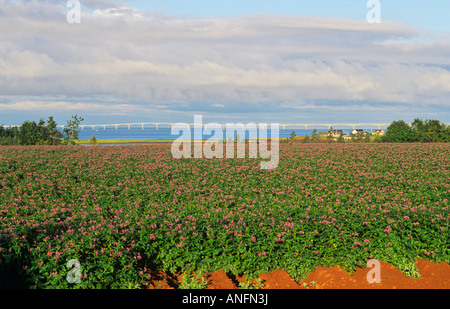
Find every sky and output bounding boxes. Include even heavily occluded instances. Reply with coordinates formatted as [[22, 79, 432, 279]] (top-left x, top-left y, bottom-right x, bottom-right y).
[[1, 0, 450, 126]]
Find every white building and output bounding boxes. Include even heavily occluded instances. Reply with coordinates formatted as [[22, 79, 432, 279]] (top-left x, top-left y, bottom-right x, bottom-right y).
[[351, 129, 364, 135]]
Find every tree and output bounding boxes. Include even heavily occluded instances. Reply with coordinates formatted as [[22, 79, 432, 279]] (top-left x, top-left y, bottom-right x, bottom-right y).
[[381, 120, 416, 143], [444, 124, 450, 142], [290, 131, 296, 140], [18, 121, 40, 145], [1, 116, 84, 146], [420, 119, 448, 143], [37, 118, 49, 144], [46, 116, 62, 145], [411, 118, 425, 142], [0, 125, 19, 145], [89, 135, 98, 146], [63, 114, 84, 145], [311, 129, 318, 142], [408, 118, 449, 143], [327, 127, 334, 143]]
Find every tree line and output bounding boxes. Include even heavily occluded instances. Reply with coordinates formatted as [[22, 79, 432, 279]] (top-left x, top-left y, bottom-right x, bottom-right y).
[[0, 115, 84, 146], [381, 118, 450, 143], [290, 118, 450, 143], [1, 116, 449, 145]]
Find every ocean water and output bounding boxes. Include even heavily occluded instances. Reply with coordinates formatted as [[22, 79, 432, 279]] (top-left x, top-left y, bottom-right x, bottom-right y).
[[77, 127, 356, 140]]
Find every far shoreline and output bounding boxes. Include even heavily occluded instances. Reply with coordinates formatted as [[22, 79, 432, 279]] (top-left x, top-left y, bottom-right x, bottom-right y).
[[76, 138, 283, 145], [76, 139, 175, 145]]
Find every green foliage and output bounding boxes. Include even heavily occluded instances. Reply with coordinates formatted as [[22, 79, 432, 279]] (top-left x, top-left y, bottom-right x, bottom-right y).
[[63, 114, 84, 145], [326, 127, 334, 143], [310, 129, 318, 142], [46, 116, 63, 145], [0, 129, 19, 145], [178, 272, 208, 289], [301, 281, 318, 289], [238, 277, 265, 289], [382, 120, 416, 143], [383, 118, 450, 143], [0, 136, 448, 289], [1, 116, 79, 146], [89, 135, 98, 146], [0, 125, 19, 142], [410, 118, 450, 143], [18, 121, 40, 145]]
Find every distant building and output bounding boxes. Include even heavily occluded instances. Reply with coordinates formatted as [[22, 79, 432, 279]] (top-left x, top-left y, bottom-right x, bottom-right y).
[[351, 129, 364, 135], [331, 130, 343, 137], [374, 129, 385, 136]]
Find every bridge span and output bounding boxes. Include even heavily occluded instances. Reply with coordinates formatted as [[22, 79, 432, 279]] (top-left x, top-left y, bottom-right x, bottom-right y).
[[5, 122, 449, 131], [75, 122, 393, 131]]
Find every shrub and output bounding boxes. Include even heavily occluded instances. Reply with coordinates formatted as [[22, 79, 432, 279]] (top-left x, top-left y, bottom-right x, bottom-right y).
[[382, 120, 416, 143]]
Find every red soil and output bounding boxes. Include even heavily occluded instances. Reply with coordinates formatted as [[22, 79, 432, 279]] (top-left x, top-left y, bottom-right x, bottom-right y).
[[145, 259, 450, 289]]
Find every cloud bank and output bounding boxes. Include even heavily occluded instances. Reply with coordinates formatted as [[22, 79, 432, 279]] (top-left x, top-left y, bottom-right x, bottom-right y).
[[0, 0, 449, 123]]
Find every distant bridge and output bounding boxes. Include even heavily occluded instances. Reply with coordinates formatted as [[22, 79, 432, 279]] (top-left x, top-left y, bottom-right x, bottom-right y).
[[5, 122, 449, 131], [74, 122, 393, 131]]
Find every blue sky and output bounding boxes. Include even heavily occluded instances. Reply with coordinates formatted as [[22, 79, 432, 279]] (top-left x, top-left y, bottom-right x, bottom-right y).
[[131, 0, 450, 33], [0, 0, 449, 126]]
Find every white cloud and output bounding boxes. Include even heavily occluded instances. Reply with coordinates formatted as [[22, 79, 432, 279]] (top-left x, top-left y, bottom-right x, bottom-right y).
[[0, 0, 449, 122], [0, 100, 142, 114]]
